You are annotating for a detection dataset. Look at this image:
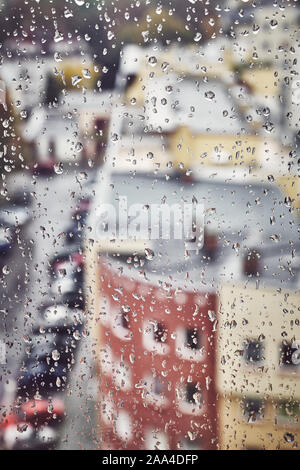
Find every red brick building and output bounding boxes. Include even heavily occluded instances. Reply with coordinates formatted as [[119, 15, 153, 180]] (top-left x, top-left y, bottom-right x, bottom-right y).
[[95, 257, 218, 450]]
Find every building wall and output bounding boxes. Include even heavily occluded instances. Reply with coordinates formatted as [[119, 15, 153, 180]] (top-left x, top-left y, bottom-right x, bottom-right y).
[[169, 129, 267, 169], [218, 395, 300, 450], [217, 283, 300, 450], [86, 244, 218, 450]]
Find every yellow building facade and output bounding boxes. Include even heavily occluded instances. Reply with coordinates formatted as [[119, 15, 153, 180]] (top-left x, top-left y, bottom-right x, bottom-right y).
[[217, 283, 300, 450]]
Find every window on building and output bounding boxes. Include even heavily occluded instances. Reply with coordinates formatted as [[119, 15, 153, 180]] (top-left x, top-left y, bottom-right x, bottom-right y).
[[124, 73, 137, 92], [95, 118, 107, 134], [202, 230, 218, 261], [186, 328, 201, 350], [180, 437, 203, 450], [279, 341, 299, 368], [244, 339, 264, 364], [153, 322, 167, 343], [186, 383, 202, 405], [243, 249, 261, 277], [145, 429, 169, 450], [242, 398, 264, 422], [153, 377, 165, 396], [120, 312, 129, 330], [277, 400, 300, 426]]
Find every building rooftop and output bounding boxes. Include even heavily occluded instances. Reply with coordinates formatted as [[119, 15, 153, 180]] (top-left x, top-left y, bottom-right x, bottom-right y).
[[87, 171, 300, 293]]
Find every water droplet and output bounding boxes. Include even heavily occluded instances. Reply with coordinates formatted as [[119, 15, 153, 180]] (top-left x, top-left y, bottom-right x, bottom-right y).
[[73, 330, 81, 340], [64, 9, 73, 19], [194, 32, 202, 42], [75, 142, 83, 152], [2, 265, 10, 275], [148, 56, 157, 67], [208, 310, 216, 322], [54, 52, 63, 62], [284, 432, 294, 443], [52, 350, 60, 361], [129, 353, 135, 364], [54, 162, 63, 175], [72, 75, 82, 86], [270, 234, 279, 242], [270, 19, 278, 29], [205, 91, 215, 101], [145, 248, 154, 260], [54, 31, 64, 43], [82, 69, 91, 79]]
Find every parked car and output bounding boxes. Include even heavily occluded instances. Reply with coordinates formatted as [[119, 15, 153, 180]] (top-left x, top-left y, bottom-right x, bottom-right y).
[[50, 269, 84, 305], [72, 197, 91, 217], [31, 159, 56, 177], [2, 421, 59, 450], [20, 397, 65, 427], [49, 247, 84, 279], [0, 223, 14, 257], [17, 359, 67, 397], [9, 189, 33, 208], [0, 205, 31, 228], [17, 304, 84, 398], [2, 421, 35, 450], [65, 212, 88, 246], [29, 330, 79, 363], [38, 303, 84, 333]]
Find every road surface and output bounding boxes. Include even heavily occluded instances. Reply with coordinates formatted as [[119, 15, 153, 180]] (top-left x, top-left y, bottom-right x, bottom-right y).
[[0, 168, 99, 449]]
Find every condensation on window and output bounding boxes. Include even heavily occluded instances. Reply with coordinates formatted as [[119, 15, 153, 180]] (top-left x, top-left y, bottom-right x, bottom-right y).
[[0, 0, 299, 452]]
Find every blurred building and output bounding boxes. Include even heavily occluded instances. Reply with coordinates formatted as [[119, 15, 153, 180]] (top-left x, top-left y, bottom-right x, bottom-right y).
[[85, 42, 300, 450], [59, 90, 112, 165], [121, 44, 299, 211], [88, 256, 218, 450], [0, 39, 99, 114], [218, 283, 300, 450]]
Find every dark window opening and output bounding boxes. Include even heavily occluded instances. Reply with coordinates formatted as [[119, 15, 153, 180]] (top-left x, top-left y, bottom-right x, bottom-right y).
[[186, 328, 200, 350], [243, 398, 264, 422], [277, 400, 300, 424], [181, 437, 203, 450], [279, 341, 298, 367], [186, 383, 202, 405], [48, 139, 56, 160], [243, 249, 261, 276], [153, 322, 167, 343], [95, 118, 107, 134], [153, 377, 165, 396], [244, 340, 263, 364], [120, 312, 129, 329], [202, 230, 218, 261], [124, 73, 137, 92]]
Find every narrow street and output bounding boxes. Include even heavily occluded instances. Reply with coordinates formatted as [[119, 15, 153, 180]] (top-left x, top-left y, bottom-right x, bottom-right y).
[[1, 169, 98, 449]]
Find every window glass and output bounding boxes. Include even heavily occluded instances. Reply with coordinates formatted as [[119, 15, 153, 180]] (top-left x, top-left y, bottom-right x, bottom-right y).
[[0, 0, 299, 453]]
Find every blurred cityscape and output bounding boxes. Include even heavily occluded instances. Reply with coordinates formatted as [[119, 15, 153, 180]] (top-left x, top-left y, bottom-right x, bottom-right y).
[[0, 0, 299, 451]]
